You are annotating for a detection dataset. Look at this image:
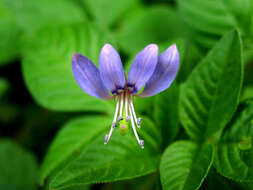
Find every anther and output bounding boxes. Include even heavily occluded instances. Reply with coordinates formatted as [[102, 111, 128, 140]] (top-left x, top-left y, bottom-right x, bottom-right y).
[[118, 116, 123, 122], [139, 140, 144, 149], [129, 103, 143, 149], [137, 118, 142, 126], [112, 122, 117, 128], [104, 134, 109, 144], [126, 116, 130, 122]]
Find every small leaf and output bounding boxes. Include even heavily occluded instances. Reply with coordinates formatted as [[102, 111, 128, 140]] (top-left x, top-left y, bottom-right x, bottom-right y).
[[214, 99, 253, 182], [0, 139, 38, 190], [21, 23, 114, 112], [179, 30, 243, 141], [117, 5, 182, 55], [160, 141, 214, 190], [47, 117, 161, 189]]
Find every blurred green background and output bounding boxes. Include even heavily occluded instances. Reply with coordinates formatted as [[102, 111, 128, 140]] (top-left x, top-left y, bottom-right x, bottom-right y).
[[0, 0, 252, 190]]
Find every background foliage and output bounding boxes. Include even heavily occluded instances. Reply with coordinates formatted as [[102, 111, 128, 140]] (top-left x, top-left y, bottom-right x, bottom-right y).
[[0, 0, 252, 190]]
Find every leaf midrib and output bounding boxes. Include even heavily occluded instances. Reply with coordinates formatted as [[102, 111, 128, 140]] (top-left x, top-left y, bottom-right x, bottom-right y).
[[50, 155, 159, 190], [40, 121, 109, 184], [204, 35, 233, 141]]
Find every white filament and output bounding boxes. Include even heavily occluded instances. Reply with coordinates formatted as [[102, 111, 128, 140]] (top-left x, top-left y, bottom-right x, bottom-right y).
[[129, 95, 141, 128], [125, 93, 129, 121], [105, 93, 143, 148], [113, 96, 120, 123], [118, 93, 124, 121], [129, 103, 144, 148], [104, 96, 120, 144]]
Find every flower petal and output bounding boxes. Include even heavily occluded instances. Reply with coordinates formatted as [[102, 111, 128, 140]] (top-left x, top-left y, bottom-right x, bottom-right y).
[[72, 53, 112, 99], [139, 44, 180, 97], [127, 44, 158, 94], [99, 44, 125, 94]]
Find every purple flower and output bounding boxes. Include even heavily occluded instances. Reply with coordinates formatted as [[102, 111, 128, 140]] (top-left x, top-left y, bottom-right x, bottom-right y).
[[72, 44, 180, 148]]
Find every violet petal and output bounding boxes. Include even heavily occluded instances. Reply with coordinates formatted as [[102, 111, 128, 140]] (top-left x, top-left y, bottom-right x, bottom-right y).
[[139, 44, 180, 97], [99, 44, 125, 94], [72, 53, 112, 99], [127, 44, 158, 94]]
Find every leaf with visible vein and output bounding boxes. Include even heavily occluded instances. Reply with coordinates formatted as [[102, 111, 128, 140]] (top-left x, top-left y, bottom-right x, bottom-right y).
[[47, 117, 161, 189], [160, 141, 214, 190], [39, 116, 111, 184], [21, 23, 114, 112], [214, 99, 253, 182], [178, 0, 251, 48], [179, 30, 243, 141]]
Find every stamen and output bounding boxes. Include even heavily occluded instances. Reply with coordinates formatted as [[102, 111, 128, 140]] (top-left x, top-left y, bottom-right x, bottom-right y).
[[125, 92, 130, 122], [118, 93, 124, 121], [104, 96, 120, 144], [129, 103, 144, 149], [137, 118, 142, 126], [129, 95, 142, 128]]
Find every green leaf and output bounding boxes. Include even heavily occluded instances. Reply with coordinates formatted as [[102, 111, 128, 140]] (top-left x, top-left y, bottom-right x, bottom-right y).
[[244, 38, 253, 65], [179, 30, 243, 141], [154, 83, 180, 146], [47, 116, 161, 189], [82, 0, 140, 28], [0, 2, 20, 64], [0, 139, 38, 190], [241, 86, 253, 101], [39, 116, 111, 184], [221, 0, 252, 34], [203, 168, 247, 190], [62, 185, 90, 190], [21, 23, 114, 112], [160, 141, 214, 190], [117, 5, 182, 55], [134, 96, 155, 117], [176, 40, 204, 83], [178, 0, 251, 48], [4, 0, 86, 33], [108, 173, 160, 190], [214, 99, 253, 182], [0, 78, 9, 99]]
